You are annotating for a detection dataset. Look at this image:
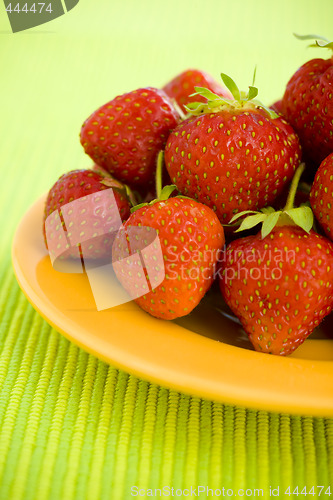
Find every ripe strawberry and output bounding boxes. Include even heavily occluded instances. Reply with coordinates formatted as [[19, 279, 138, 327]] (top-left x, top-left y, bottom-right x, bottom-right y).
[[220, 226, 333, 355], [281, 34, 333, 167], [163, 69, 231, 113], [219, 165, 333, 355], [44, 168, 131, 260], [80, 88, 180, 188], [112, 195, 224, 319], [310, 151, 333, 239], [165, 74, 301, 224], [270, 99, 283, 115]]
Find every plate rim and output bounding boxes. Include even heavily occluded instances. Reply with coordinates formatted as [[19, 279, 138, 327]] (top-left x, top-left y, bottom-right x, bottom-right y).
[[11, 194, 333, 417]]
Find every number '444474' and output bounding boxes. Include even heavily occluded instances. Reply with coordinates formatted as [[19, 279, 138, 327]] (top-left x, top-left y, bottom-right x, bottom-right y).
[[6, 3, 53, 13], [285, 486, 331, 496]]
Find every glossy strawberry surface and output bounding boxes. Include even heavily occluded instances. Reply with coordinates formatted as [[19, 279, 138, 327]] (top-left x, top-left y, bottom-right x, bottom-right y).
[[80, 88, 179, 187], [165, 108, 301, 223], [112, 197, 224, 319], [219, 225, 333, 355], [281, 57, 333, 166], [310, 151, 333, 239], [163, 69, 231, 113], [44, 169, 130, 259]]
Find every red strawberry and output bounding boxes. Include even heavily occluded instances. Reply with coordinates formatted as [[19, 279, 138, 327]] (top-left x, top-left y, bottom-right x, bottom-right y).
[[44, 168, 131, 260], [270, 99, 283, 115], [165, 74, 301, 224], [281, 34, 333, 167], [310, 151, 333, 239], [219, 164, 333, 355], [163, 69, 231, 114], [80, 88, 180, 187], [112, 195, 224, 319]]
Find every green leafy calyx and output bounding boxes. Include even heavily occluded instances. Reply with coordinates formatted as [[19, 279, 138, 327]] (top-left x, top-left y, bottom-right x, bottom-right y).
[[130, 184, 178, 213], [229, 163, 314, 239], [185, 71, 278, 119]]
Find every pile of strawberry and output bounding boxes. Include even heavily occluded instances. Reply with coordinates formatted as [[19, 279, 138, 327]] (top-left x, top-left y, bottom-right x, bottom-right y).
[[44, 35, 333, 356]]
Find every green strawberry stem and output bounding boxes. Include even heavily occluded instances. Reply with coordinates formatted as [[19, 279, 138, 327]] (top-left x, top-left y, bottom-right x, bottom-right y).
[[171, 99, 188, 121], [284, 162, 305, 210], [131, 154, 177, 213], [155, 150, 163, 199], [229, 162, 313, 238], [95, 165, 138, 207], [124, 185, 139, 207], [104, 181, 137, 207], [294, 33, 333, 51]]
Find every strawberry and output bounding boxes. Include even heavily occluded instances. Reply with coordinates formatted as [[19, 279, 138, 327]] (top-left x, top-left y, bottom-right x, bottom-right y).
[[219, 164, 333, 355], [164, 73, 301, 224], [310, 151, 333, 239], [163, 69, 231, 114], [112, 191, 225, 320], [43, 168, 131, 260], [270, 99, 283, 115], [281, 34, 333, 167], [80, 88, 180, 188]]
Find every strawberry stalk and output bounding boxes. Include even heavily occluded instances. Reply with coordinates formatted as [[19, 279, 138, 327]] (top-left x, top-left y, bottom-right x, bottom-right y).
[[94, 164, 138, 207], [170, 99, 188, 121], [131, 151, 177, 213], [294, 33, 333, 53], [284, 162, 305, 211], [229, 163, 314, 238], [154, 151, 178, 200], [124, 185, 139, 207], [155, 150, 163, 199]]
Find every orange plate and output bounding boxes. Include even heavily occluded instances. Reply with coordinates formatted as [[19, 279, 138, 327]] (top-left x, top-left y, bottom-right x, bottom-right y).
[[12, 195, 333, 417]]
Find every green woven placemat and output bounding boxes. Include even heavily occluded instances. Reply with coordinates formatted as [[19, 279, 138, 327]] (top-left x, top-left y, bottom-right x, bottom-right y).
[[1, 1, 333, 498], [1, 264, 333, 499]]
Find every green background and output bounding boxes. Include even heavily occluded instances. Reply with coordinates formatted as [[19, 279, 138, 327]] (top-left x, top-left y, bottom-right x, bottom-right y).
[[1, 1, 333, 498], [2, 0, 333, 247]]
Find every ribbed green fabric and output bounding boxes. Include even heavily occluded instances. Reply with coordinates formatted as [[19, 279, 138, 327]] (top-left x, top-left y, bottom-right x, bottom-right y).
[[0, 270, 332, 498], [1, 1, 333, 497]]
